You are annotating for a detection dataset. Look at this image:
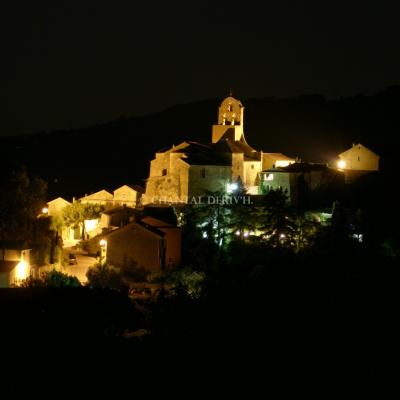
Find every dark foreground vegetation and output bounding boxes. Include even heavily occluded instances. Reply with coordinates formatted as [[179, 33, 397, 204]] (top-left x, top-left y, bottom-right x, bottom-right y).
[[1, 236, 400, 397]]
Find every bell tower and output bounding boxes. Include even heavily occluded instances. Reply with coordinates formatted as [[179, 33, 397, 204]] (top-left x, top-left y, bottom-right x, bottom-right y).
[[212, 96, 245, 143]]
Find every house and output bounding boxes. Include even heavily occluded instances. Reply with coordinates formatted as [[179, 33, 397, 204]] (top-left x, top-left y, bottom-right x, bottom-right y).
[[113, 185, 144, 208], [47, 197, 71, 215], [259, 163, 344, 207], [141, 216, 181, 269], [143, 95, 294, 203], [0, 240, 31, 287], [80, 189, 114, 206], [101, 217, 181, 273], [46, 197, 79, 243], [100, 206, 135, 230], [338, 143, 379, 172]]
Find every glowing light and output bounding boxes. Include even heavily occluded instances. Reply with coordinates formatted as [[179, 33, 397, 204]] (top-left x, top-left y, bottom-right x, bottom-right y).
[[227, 183, 238, 193], [352, 233, 363, 243], [15, 260, 29, 281], [276, 160, 293, 167], [202, 232, 208, 238], [99, 239, 107, 247], [337, 160, 346, 169], [85, 219, 98, 232], [279, 233, 286, 239], [42, 207, 49, 214], [243, 231, 249, 237], [235, 230, 240, 236]]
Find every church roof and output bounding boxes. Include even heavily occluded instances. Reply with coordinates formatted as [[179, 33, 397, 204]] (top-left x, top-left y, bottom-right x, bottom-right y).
[[210, 136, 261, 161], [180, 141, 232, 166], [160, 137, 261, 166]]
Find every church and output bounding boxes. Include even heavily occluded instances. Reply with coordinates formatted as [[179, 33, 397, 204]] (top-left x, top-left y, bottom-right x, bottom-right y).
[[143, 96, 295, 204]]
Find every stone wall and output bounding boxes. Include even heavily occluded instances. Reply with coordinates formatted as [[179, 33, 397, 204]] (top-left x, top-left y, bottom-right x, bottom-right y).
[[340, 144, 379, 171], [244, 160, 262, 192], [188, 165, 232, 198], [144, 154, 189, 204]]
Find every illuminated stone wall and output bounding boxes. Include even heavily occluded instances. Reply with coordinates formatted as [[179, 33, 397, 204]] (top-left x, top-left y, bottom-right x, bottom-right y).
[[244, 160, 262, 193], [188, 165, 231, 198], [113, 185, 138, 206], [339, 143, 379, 171], [232, 153, 244, 182], [212, 96, 244, 143], [144, 153, 189, 204]]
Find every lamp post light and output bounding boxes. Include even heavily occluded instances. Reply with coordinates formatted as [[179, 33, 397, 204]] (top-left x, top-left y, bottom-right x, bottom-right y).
[[337, 160, 346, 170], [99, 239, 107, 265]]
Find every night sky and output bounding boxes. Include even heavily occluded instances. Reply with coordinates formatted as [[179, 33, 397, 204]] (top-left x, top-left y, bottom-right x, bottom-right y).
[[2, 0, 399, 136]]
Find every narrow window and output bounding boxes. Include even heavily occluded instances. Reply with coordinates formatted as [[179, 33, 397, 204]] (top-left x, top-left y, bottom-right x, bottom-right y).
[[200, 168, 206, 178], [251, 164, 254, 169], [357, 156, 360, 162], [162, 169, 167, 176]]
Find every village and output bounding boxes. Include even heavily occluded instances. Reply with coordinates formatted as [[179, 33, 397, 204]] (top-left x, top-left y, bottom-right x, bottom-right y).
[[0, 95, 380, 289]]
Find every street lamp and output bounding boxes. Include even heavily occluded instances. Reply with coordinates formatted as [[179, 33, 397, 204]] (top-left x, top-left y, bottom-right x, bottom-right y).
[[99, 239, 107, 265], [227, 182, 238, 193], [337, 160, 346, 170]]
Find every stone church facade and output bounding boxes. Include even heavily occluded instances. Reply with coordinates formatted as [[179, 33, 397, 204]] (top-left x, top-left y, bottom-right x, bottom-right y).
[[143, 96, 295, 204]]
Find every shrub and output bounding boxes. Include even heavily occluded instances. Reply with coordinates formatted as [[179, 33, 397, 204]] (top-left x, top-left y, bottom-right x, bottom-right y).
[[86, 263, 126, 290]]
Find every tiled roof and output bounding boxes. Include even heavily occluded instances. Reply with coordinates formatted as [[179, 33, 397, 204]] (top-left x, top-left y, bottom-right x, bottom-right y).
[[164, 137, 261, 166]]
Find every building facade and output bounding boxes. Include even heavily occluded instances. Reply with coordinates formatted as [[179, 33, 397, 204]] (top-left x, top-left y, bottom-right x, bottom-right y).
[[143, 96, 295, 204], [0, 241, 31, 287], [338, 143, 379, 172]]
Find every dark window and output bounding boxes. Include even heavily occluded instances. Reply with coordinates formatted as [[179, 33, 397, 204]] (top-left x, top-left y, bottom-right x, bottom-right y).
[[357, 156, 360, 162], [200, 168, 206, 178], [251, 164, 254, 169], [162, 169, 167, 176]]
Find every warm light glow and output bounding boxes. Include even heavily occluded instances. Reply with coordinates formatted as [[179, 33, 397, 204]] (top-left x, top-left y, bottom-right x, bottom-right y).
[[15, 260, 29, 281], [99, 239, 107, 247], [227, 182, 238, 193], [337, 160, 346, 169], [280, 233, 286, 239], [235, 230, 240, 236], [85, 219, 98, 232], [275, 160, 293, 168], [243, 231, 249, 237], [42, 207, 49, 214]]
